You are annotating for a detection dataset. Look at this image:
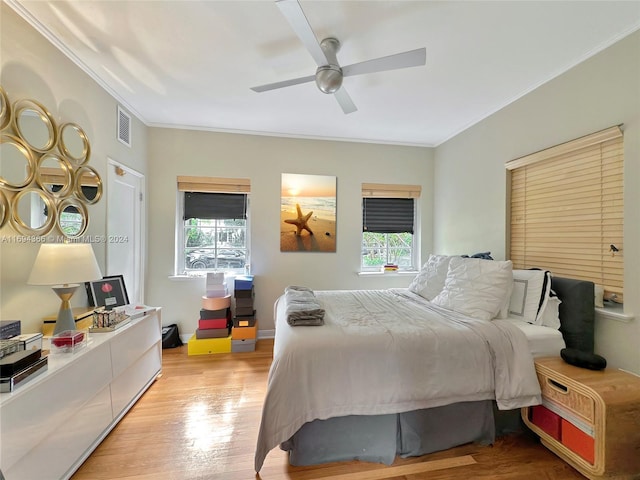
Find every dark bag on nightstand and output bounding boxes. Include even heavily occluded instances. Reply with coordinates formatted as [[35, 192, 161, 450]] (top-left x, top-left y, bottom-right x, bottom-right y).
[[161, 324, 183, 349], [561, 348, 607, 370]]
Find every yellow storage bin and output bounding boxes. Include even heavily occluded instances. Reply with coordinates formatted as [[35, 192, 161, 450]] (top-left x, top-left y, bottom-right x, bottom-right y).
[[232, 321, 258, 340], [187, 334, 231, 355]]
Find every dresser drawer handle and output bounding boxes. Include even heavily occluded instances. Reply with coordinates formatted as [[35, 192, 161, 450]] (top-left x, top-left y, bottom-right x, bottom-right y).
[[546, 378, 569, 394]]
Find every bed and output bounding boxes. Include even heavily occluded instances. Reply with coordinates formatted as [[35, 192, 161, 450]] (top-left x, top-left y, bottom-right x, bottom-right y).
[[254, 259, 595, 472]]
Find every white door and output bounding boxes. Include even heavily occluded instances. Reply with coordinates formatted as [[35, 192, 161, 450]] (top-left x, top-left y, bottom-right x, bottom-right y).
[[107, 159, 145, 304]]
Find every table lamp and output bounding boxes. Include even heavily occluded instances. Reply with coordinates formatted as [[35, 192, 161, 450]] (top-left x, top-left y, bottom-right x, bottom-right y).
[[28, 243, 102, 335]]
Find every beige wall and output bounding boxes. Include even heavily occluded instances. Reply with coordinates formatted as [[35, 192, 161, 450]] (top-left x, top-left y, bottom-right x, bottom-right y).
[[0, 5, 148, 333], [146, 128, 434, 333], [434, 31, 640, 374]]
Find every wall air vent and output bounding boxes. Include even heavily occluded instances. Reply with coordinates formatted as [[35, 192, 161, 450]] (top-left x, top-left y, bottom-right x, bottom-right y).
[[117, 105, 131, 147]]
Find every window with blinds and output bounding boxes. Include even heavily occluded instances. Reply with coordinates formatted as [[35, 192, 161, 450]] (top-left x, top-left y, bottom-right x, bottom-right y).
[[506, 126, 623, 297], [176, 176, 250, 273], [361, 183, 421, 271]]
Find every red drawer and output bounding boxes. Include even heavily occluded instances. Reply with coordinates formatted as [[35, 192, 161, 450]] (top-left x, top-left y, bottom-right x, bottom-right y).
[[561, 419, 595, 464], [531, 405, 561, 441]]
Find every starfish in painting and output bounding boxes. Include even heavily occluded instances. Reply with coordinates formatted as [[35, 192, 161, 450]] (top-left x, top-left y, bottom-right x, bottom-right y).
[[285, 203, 314, 236]]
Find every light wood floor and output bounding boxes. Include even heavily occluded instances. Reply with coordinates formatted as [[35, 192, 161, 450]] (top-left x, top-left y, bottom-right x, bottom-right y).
[[72, 339, 584, 480]]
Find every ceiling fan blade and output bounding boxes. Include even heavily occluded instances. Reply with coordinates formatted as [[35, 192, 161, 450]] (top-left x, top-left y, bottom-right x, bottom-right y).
[[251, 74, 316, 93], [276, 0, 329, 67], [342, 47, 426, 77], [334, 88, 357, 114]]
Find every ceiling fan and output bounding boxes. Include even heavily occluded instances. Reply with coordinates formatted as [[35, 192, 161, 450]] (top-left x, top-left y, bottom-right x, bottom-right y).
[[251, 0, 427, 114]]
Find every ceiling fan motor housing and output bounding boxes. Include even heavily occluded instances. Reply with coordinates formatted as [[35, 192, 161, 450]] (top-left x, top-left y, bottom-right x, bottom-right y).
[[315, 37, 343, 93], [316, 65, 343, 93]]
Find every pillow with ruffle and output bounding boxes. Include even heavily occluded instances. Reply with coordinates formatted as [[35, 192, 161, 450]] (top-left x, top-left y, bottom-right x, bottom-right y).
[[407, 254, 453, 301], [431, 257, 513, 321]]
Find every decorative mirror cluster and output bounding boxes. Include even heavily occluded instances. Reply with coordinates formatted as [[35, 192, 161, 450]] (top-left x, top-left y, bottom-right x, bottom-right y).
[[0, 85, 102, 238]]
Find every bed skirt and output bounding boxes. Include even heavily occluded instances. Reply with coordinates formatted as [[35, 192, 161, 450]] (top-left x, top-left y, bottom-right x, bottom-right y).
[[280, 400, 516, 466]]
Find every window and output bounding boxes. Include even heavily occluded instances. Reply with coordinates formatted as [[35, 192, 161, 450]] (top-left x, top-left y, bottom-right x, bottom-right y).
[[177, 176, 250, 274], [507, 126, 623, 297], [361, 183, 421, 272]]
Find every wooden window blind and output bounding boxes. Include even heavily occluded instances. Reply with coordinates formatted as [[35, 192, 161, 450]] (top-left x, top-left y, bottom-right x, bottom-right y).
[[506, 126, 624, 296], [362, 183, 421, 199], [177, 176, 250, 193]]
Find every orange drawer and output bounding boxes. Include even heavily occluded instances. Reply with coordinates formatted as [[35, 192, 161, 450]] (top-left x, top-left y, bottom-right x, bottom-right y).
[[537, 373, 594, 422], [531, 405, 561, 441], [561, 419, 595, 464], [232, 322, 258, 340]]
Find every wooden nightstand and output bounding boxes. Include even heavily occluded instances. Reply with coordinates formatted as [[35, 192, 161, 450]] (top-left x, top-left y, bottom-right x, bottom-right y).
[[522, 357, 640, 479]]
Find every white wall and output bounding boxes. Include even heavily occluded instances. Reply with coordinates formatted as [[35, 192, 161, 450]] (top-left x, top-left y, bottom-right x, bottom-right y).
[[0, 5, 148, 333], [434, 31, 640, 374], [146, 128, 434, 333]]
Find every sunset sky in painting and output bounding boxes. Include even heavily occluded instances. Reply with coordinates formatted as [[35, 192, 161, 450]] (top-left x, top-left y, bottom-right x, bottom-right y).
[[281, 173, 336, 197]]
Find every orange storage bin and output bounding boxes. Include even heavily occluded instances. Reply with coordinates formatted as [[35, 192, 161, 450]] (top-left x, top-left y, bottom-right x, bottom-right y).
[[531, 405, 561, 441], [232, 321, 258, 340], [561, 419, 595, 464]]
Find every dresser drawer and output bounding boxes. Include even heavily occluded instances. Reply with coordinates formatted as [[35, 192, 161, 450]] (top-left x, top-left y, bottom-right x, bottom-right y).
[[537, 372, 594, 423]]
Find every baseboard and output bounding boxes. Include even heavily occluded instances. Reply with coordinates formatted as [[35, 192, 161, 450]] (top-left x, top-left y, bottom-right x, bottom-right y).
[[257, 329, 275, 339]]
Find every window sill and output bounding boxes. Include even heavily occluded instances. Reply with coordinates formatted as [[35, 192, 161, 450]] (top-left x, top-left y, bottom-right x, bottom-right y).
[[358, 271, 418, 277], [168, 274, 206, 281], [595, 303, 634, 323]]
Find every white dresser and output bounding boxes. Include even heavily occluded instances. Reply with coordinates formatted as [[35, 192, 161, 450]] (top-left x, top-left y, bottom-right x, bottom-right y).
[[0, 309, 162, 480]]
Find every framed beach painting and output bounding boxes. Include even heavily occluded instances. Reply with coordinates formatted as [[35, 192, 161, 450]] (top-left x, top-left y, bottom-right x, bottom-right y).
[[281, 173, 336, 252]]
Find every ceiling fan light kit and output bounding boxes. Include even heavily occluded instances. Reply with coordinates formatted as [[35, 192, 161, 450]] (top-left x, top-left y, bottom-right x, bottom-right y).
[[251, 0, 426, 114]]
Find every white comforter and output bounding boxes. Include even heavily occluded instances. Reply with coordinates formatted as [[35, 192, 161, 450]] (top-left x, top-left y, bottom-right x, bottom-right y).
[[254, 288, 541, 472]]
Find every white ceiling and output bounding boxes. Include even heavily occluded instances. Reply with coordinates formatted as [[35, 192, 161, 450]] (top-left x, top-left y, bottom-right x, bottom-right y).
[[7, 0, 640, 147]]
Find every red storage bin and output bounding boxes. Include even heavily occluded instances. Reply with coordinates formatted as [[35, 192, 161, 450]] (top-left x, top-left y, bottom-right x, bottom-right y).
[[531, 405, 562, 441], [198, 318, 227, 330], [561, 419, 595, 464]]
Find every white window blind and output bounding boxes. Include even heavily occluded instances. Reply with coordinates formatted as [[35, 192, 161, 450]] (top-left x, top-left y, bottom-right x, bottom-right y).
[[506, 126, 624, 296]]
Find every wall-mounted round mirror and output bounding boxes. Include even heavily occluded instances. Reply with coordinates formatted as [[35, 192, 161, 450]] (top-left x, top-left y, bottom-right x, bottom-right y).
[[0, 134, 36, 190], [36, 153, 74, 199], [57, 197, 88, 238], [58, 122, 90, 166], [0, 86, 11, 132], [12, 98, 58, 153], [0, 189, 9, 229], [74, 165, 102, 204], [10, 187, 56, 236]]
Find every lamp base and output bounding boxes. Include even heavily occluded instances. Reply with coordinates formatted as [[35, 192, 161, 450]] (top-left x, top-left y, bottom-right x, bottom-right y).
[[52, 285, 79, 335]]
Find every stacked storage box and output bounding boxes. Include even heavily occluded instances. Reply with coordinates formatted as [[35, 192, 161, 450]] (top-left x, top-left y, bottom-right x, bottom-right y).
[[188, 273, 232, 355], [232, 275, 257, 352], [1, 321, 48, 392]]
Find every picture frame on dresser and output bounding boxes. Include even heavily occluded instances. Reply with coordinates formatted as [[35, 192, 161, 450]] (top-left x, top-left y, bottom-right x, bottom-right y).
[[86, 275, 129, 310]]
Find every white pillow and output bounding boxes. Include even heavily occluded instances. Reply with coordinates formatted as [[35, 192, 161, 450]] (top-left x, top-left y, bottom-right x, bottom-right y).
[[508, 269, 550, 325], [539, 294, 561, 329], [431, 257, 513, 321], [408, 254, 452, 301]]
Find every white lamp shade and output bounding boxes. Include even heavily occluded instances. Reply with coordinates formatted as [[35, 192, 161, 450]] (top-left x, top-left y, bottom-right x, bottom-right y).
[[28, 243, 102, 286]]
